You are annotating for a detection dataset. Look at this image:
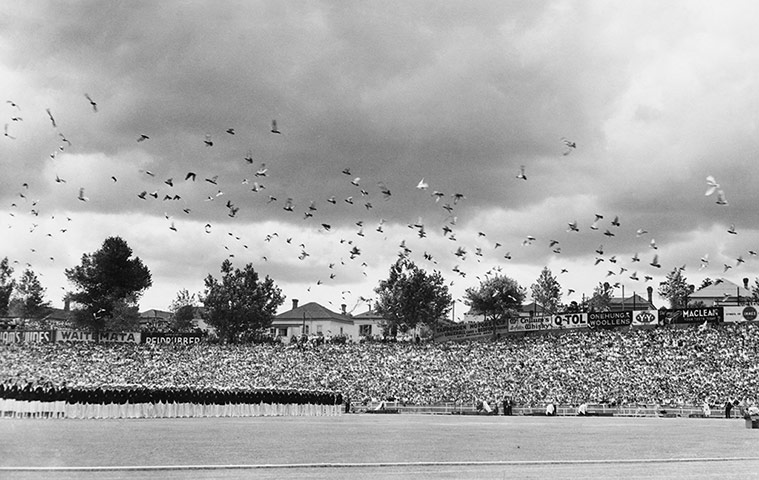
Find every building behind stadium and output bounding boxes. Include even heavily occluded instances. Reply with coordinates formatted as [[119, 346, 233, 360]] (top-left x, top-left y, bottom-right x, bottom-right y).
[[0, 278, 755, 345]]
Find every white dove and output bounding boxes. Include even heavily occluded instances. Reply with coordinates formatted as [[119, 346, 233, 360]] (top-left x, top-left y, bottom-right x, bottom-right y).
[[705, 176, 720, 196]]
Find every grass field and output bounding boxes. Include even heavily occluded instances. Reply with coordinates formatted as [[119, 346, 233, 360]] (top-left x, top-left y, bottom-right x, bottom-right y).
[[1, 414, 758, 479]]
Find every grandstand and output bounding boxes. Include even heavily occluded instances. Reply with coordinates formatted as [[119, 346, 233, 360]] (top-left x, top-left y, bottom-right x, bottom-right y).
[[2, 307, 759, 419]]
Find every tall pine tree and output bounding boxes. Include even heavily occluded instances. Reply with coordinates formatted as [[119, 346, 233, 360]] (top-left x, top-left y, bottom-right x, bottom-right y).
[[65, 236, 152, 330]]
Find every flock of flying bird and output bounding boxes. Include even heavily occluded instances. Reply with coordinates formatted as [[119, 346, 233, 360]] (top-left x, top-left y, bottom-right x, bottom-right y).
[[2, 95, 752, 314]]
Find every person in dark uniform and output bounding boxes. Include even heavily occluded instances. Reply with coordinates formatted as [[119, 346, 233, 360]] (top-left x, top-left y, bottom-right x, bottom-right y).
[[725, 399, 734, 419], [94, 386, 106, 419], [56, 384, 69, 418], [65, 384, 79, 419], [32, 383, 45, 418], [20, 383, 33, 418], [0, 382, 6, 417], [116, 386, 128, 419]]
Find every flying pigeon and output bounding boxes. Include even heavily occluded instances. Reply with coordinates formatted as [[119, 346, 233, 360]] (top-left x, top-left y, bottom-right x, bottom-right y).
[[46, 108, 57, 128], [590, 214, 603, 230], [705, 176, 720, 196], [84, 93, 98, 112], [561, 137, 576, 155]]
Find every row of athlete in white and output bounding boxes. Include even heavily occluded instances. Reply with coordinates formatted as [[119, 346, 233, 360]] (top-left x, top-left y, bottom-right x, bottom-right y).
[[0, 397, 343, 419]]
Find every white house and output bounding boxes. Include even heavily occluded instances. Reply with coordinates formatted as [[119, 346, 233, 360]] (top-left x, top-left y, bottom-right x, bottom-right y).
[[271, 300, 356, 341], [689, 278, 754, 307]]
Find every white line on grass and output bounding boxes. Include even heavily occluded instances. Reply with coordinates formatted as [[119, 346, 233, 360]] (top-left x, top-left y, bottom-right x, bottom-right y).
[[3, 457, 759, 472]]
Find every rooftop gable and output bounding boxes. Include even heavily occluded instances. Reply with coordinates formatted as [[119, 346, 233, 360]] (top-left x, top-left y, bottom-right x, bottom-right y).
[[353, 309, 384, 320], [275, 301, 353, 323], [139, 309, 173, 318], [610, 293, 653, 306], [691, 278, 751, 298]]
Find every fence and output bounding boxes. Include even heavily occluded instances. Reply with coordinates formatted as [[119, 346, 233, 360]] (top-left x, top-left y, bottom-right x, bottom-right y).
[[356, 401, 740, 418]]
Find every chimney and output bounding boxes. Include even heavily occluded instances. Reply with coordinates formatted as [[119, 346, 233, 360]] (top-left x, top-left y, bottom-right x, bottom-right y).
[[341, 304, 347, 315], [647, 286, 653, 305], [64, 297, 70, 312], [292, 299, 298, 310]]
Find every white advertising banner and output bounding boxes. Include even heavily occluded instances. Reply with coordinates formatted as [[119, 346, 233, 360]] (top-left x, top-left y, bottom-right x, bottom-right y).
[[551, 313, 588, 330], [723, 305, 759, 323], [631, 310, 659, 327], [508, 315, 553, 332]]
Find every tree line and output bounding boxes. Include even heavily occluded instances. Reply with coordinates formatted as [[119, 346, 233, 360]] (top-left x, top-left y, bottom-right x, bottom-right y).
[[4, 236, 759, 343], [0, 257, 51, 320]]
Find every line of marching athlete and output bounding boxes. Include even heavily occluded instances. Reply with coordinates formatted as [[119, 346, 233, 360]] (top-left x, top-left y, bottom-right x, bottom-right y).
[[0, 382, 345, 419]]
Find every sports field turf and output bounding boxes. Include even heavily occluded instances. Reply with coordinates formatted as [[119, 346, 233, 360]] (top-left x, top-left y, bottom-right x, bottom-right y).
[[1, 414, 758, 479]]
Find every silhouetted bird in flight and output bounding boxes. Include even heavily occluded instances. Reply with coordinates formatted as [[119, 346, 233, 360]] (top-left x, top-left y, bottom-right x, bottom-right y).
[[84, 93, 98, 112]]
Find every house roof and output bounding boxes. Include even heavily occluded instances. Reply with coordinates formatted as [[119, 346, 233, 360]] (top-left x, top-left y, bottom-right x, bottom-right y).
[[353, 309, 384, 320], [691, 278, 751, 299], [520, 301, 548, 313], [41, 307, 72, 321], [139, 309, 173, 318], [609, 293, 655, 309], [274, 302, 354, 324]]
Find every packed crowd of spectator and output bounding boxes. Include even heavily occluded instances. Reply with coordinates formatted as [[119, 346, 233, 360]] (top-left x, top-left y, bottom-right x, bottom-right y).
[[2, 323, 758, 410]]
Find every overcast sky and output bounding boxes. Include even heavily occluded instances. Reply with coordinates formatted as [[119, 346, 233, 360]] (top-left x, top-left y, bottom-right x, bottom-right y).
[[2, 1, 758, 318]]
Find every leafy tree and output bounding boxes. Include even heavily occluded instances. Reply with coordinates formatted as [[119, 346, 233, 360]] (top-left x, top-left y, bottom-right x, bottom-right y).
[[751, 278, 759, 302], [14, 268, 51, 319], [464, 274, 526, 337], [65, 236, 152, 330], [107, 296, 141, 331], [588, 282, 614, 312], [169, 288, 198, 332], [201, 260, 284, 343], [172, 305, 196, 332], [658, 267, 694, 308], [0, 257, 15, 316], [699, 278, 714, 290], [374, 258, 452, 334], [170, 288, 197, 312], [530, 267, 562, 315]]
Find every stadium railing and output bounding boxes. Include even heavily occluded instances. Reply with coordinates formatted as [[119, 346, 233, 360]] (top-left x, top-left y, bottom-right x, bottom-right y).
[[357, 401, 738, 418]]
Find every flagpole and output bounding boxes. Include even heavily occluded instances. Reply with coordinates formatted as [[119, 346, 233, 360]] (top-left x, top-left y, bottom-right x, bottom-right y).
[[622, 285, 625, 311]]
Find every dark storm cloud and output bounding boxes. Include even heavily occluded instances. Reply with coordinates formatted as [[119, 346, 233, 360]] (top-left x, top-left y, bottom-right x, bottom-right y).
[[3, 1, 759, 310]]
